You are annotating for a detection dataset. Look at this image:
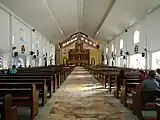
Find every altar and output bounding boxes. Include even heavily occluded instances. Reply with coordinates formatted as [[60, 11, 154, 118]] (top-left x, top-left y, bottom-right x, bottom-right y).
[[59, 32, 100, 66], [68, 42, 89, 65]]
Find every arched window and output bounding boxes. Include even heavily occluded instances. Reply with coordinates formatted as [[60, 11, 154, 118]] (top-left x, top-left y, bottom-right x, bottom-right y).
[[115, 49, 116, 54], [32, 44, 35, 50], [12, 35, 15, 45], [111, 44, 114, 52], [134, 30, 140, 44], [120, 39, 123, 49], [106, 48, 108, 54]]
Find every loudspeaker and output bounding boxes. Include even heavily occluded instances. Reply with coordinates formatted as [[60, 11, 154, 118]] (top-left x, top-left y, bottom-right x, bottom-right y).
[[142, 52, 145, 57], [33, 55, 36, 59], [123, 56, 126, 59], [29, 51, 35, 55], [125, 29, 128, 32], [125, 51, 129, 56], [14, 52, 18, 57], [12, 47, 16, 51], [44, 57, 46, 60], [32, 29, 35, 32]]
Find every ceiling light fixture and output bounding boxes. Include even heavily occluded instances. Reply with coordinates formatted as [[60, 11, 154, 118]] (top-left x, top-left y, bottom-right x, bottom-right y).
[[89, 41, 92, 44], [72, 35, 76, 38], [75, 38, 77, 40], [60, 30, 63, 34], [81, 37, 84, 40], [93, 44, 96, 47], [85, 39, 88, 42]]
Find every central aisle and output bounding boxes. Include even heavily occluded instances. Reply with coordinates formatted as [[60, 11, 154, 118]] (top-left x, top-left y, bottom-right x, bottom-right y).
[[48, 67, 138, 120]]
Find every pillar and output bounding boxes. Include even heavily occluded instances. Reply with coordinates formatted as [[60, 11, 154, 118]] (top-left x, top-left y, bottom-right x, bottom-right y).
[[52, 44, 55, 65], [3, 15, 14, 68]]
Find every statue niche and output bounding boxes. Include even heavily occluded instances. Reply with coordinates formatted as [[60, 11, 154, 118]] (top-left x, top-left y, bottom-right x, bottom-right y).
[[68, 42, 89, 66]]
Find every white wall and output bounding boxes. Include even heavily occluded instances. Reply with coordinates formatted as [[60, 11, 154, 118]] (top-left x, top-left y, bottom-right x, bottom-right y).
[[0, 3, 56, 68], [107, 7, 160, 69], [0, 8, 10, 51], [14, 18, 31, 54]]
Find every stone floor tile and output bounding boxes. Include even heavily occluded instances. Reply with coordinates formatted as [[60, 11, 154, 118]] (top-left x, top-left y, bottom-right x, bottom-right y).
[[45, 67, 138, 120]]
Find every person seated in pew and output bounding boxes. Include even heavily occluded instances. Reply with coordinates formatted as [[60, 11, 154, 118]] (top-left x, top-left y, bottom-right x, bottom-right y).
[[118, 69, 127, 85], [142, 70, 160, 90], [141, 70, 160, 105], [0, 69, 4, 74], [6, 68, 10, 75], [139, 70, 148, 82], [18, 65, 22, 68], [156, 68, 160, 81], [9, 65, 17, 75]]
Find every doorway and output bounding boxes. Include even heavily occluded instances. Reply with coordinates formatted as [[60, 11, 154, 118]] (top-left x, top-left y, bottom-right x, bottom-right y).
[[91, 57, 95, 66]]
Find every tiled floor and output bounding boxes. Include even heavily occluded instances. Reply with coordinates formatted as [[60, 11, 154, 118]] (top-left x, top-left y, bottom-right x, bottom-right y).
[[48, 67, 138, 120]]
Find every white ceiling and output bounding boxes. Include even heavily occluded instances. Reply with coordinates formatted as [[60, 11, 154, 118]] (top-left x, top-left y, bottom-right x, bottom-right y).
[[0, 0, 160, 44]]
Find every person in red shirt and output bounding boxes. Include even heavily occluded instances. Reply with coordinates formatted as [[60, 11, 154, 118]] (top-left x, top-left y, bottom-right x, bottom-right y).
[[139, 70, 148, 82]]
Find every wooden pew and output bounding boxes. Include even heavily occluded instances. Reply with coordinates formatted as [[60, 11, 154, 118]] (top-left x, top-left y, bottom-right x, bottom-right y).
[[132, 84, 160, 120], [0, 85, 39, 120], [86, 66, 140, 95], [101, 71, 119, 93], [114, 75, 120, 98], [61, 66, 74, 83], [92, 68, 119, 90], [0, 80, 47, 106], [18, 65, 63, 72], [0, 75, 55, 98], [18, 65, 73, 82], [7, 65, 74, 92], [17, 67, 72, 88], [16, 70, 61, 89], [120, 75, 140, 106], [0, 94, 18, 120], [113, 71, 139, 97], [156, 103, 160, 120]]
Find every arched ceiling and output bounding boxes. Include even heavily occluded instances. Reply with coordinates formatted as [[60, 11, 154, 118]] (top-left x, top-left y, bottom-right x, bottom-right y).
[[1, 0, 160, 44]]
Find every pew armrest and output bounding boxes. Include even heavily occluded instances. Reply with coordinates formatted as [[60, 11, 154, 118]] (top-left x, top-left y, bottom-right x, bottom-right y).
[[132, 91, 136, 95], [156, 103, 160, 120], [156, 103, 160, 107], [11, 106, 18, 120]]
